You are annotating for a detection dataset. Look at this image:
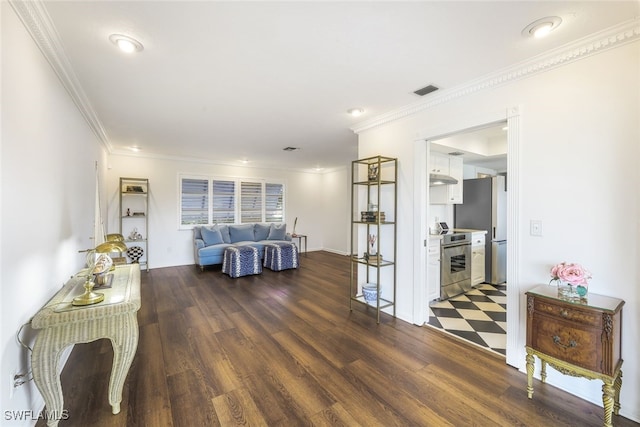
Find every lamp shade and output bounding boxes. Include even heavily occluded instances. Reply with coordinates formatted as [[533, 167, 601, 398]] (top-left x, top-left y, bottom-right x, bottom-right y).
[[95, 241, 128, 253], [106, 233, 125, 242]]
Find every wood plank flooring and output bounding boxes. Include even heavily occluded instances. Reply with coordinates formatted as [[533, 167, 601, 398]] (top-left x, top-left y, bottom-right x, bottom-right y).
[[37, 251, 637, 426]]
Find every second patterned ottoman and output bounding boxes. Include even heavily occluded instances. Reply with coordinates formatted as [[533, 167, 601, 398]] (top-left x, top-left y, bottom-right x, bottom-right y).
[[263, 242, 299, 271]]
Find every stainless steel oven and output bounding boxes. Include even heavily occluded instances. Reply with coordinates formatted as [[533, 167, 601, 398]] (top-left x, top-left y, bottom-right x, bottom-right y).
[[440, 232, 472, 299]]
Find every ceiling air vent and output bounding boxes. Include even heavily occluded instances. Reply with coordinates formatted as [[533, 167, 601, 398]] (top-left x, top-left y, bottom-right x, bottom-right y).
[[448, 151, 464, 156], [282, 147, 299, 151], [413, 84, 439, 96]]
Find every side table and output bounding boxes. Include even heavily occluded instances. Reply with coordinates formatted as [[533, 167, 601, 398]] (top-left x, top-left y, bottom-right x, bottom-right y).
[[292, 234, 307, 254], [525, 285, 624, 427], [31, 264, 141, 426]]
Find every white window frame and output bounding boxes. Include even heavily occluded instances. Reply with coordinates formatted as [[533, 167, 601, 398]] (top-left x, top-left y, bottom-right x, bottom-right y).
[[178, 174, 285, 229]]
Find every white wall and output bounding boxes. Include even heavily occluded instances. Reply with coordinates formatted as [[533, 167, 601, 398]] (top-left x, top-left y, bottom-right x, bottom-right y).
[[357, 42, 639, 421], [1, 4, 108, 423], [106, 155, 350, 268]]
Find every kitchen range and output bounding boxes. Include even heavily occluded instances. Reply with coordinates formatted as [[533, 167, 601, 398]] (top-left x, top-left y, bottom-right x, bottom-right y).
[[439, 230, 472, 300]]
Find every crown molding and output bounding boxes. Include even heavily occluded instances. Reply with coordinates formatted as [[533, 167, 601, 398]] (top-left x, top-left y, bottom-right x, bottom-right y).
[[9, 0, 112, 152], [351, 17, 640, 135], [109, 149, 348, 175]]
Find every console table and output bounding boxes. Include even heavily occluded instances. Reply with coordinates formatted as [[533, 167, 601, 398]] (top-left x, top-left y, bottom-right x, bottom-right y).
[[31, 264, 141, 427], [525, 285, 624, 427]]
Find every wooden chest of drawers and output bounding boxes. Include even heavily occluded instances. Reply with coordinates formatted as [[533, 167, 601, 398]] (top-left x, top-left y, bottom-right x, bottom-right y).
[[525, 285, 624, 427]]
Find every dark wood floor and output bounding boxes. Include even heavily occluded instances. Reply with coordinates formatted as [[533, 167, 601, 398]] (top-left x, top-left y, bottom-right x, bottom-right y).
[[39, 251, 637, 426]]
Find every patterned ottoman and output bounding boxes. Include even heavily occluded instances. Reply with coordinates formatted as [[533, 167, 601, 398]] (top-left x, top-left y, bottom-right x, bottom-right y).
[[263, 242, 299, 271], [222, 246, 262, 278]]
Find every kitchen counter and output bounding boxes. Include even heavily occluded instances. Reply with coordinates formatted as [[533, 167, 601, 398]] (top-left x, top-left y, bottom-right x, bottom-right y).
[[429, 228, 486, 241]]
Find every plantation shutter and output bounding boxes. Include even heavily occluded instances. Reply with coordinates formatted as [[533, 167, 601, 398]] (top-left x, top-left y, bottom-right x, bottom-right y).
[[240, 181, 262, 223], [181, 178, 209, 225], [212, 180, 235, 223], [265, 183, 283, 223]]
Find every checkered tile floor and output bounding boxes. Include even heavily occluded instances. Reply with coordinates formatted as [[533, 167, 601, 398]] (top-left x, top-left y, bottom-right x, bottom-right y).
[[427, 283, 507, 356]]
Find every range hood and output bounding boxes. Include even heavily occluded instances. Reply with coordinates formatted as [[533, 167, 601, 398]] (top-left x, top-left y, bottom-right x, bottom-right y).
[[429, 173, 458, 186]]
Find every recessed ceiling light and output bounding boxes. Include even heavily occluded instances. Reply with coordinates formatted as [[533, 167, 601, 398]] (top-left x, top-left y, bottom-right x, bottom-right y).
[[128, 146, 141, 152], [109, 34, 144, 53], [347, 108, 365, 117], [522, 16, 562, 39]]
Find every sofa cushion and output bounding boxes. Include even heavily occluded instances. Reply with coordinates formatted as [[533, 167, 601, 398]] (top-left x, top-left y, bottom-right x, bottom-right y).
[[217, 224, 231, 243], [267, 223, 287, 240], [201, 226, 224, 246], [254, 223, 270, 241], [229, 224, 255, 243]]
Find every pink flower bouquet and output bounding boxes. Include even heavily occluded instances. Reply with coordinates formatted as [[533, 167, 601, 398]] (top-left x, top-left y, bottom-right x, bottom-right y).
[[550, 262, 591, 286]]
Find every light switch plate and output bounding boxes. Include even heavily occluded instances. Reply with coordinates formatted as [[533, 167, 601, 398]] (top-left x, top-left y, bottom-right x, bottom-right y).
[[530, 220, 543, 236]]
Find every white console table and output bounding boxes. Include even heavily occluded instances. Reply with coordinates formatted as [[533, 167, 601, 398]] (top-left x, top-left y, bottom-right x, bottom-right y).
[[31, 264, 141, 426]]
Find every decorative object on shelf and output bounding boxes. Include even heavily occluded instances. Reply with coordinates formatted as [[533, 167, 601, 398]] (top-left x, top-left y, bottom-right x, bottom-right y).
[[549, 261, 591, 300], [368, 163, 379, 181], [362, 284, 380, 304], [129, 227, 142, 241], [368, 234, 377, 255], [126, 208, 131, 216], [126, 246, 144, 264], [367, 203, 378, 212], [126, 185, 144, 192], [361, 211, 386, 222]]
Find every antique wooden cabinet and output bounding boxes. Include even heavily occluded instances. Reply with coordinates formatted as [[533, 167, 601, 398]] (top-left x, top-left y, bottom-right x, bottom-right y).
[[525, 285, 624, 427]]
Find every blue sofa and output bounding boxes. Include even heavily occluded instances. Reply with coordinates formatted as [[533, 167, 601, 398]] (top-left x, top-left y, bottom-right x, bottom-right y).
[[193, 223, 292, 270]]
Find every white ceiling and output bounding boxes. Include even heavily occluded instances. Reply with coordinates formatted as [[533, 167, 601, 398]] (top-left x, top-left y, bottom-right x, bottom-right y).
[[38, 1, 638, 172], [431, 123, 508, 172]]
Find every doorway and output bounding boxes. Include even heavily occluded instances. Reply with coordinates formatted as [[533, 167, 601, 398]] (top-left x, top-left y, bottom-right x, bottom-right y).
[[425, 121, 508, 356]]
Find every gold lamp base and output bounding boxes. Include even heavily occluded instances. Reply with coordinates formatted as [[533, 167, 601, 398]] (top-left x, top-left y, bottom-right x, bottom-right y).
[[72, 278, 105, 306]]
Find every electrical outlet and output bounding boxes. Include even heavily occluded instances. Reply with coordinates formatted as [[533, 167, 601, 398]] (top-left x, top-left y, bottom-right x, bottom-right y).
[[9, 372, 15, 399]]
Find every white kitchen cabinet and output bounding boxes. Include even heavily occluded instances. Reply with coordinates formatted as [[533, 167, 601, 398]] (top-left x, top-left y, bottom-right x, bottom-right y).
[[430, 153, 450, 174], [427, 239, 441, 301], [471, 232, 486, 286], [430, 154, 464, 204]]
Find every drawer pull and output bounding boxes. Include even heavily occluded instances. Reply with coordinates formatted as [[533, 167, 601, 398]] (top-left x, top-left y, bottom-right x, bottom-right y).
[[552, 335, 577, 349], [560, 309, 569, 318]]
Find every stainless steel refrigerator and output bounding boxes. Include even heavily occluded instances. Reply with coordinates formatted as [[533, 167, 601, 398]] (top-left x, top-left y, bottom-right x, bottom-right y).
[[454, 176, 507, 285]]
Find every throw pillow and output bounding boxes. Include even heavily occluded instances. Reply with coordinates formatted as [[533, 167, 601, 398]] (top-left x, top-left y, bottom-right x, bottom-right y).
[[218, 224, 231, 243], [254, 223, 270, 241], [229, 224, 255, 243], [267, 223, 287, 240], [201, 226, 224, 246]]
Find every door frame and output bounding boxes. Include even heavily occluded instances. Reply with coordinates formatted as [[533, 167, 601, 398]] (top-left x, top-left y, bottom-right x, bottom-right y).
[[412, 107, 521, 367]]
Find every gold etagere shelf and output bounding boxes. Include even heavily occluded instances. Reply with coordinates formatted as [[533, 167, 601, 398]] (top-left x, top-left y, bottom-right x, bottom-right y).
[[349, 155, 397, 323]]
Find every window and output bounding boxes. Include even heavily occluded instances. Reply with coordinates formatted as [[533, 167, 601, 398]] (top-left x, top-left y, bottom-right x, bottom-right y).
[[179, 175, 284, 228], [212, 180, 235, 224], [265, 183, 284, 222], [180, 178, 209, 225]]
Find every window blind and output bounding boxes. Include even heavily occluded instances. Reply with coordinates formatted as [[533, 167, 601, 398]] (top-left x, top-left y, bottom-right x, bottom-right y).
[[240, 181, 262, 223], [180, 178, 209, 225], [212, 180, 235, 223]]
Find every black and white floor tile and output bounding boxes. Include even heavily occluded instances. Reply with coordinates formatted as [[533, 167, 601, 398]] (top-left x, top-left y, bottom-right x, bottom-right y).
[[427, 283, 507, 356]]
